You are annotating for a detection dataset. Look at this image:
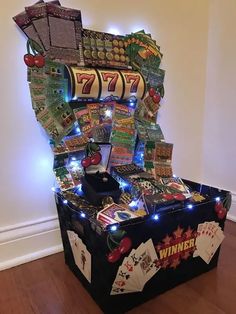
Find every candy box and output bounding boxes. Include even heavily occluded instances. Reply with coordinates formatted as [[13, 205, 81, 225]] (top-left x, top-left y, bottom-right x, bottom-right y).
[[81, 143, 121, 205]]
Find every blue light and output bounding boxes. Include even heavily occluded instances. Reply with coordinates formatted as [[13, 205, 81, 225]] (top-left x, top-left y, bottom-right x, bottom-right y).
[[153, 214, 159, 221], [187, 204, 193, 209], [215, 197, 220, 202], [110, 225, 118, 231], [76, 184, 83, 195], [71, 157, 76, 161], [173, 174, 177, 178], [63, 199, 68, 204], [70, 161, 77, 167], [80, 212, 86, 218], [51, 187, 56, 192], [76, 127, 81, 133], [120, 181, 128, 189], [77, 184, 82, 191], [129, 200, 138, 208]]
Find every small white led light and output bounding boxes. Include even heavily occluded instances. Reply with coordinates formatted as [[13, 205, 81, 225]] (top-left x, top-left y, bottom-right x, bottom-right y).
[[110, 225, 118, 231], [129, 200, 138, 208], [105, 109, 112, 118], [80, 212, 86, 218], [153, 214, 159, 221]]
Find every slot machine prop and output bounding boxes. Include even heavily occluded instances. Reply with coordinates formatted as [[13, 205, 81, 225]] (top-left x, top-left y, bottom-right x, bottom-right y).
[[13, 2, 231, 313]]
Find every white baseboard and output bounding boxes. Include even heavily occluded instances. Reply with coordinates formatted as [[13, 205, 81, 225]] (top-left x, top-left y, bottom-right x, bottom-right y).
[[0, 215, 63, 271], [227, 192, 236, 222]]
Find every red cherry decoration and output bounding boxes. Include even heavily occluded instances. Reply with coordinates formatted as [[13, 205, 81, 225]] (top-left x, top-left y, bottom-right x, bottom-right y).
[[162, 193, 174, 201], [90, 152, 102, 165], [81, 156, 91, 168], [149, 87, 156, 97], [217, 207, 227, 220], [173, 193, 186, 201], [34, 54, 45, 68], [215, 202, 223, 213], [152, 93, 161, 104], [119, 237, 132, 254], [24, 54, 35, 67], [107, 248, 121, 263]]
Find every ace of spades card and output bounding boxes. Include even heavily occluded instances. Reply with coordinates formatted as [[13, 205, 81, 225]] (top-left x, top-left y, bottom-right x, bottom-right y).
[[67, 230, 91, 283]]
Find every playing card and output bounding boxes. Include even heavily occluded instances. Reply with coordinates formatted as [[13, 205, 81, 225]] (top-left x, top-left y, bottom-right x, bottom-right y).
[[121, 256, 142, 289], [207, 228, 224, 254], [77, 239, 92, 283], [201, 228, 225, 264], [112, 263, 139, 292], [130, 239, 159, 290], [194, 222, 225, 264], [111, 246, 143, 295], [193, 223, 205, 257], [67, 230, 92, 283], [110, 286, 134, 295]]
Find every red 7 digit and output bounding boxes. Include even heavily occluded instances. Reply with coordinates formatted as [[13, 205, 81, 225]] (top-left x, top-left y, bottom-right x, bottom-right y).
[[124, 74, 140, 93], [76, 73, 96, 94], [101, 72, 119, 92]]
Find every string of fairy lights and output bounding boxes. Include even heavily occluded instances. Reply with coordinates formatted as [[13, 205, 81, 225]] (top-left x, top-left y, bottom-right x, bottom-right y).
[[53, 184, 224, 233]]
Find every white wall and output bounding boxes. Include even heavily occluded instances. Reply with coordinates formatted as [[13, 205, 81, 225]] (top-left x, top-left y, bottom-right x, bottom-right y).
[[203, 0, 236, 218], [0, 1, 62, 269], [1, 0, 228, 269], [203, 0, 236, 191]]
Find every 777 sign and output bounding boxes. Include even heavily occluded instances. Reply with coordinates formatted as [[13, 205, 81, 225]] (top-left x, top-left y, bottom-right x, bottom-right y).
[[66, 66, 146, 101]]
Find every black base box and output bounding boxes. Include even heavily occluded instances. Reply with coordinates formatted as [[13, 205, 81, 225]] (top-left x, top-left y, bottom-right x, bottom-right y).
[[55, 180, 230, 313]]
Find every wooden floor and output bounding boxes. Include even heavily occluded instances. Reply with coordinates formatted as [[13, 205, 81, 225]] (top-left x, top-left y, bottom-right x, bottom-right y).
[[0, 220, 236, 314]]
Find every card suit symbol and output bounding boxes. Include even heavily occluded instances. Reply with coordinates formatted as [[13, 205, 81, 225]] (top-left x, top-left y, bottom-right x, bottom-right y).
[[124, 261, 133, 272], [119, 271, 126, 278], [115, 280, 125, 287]]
